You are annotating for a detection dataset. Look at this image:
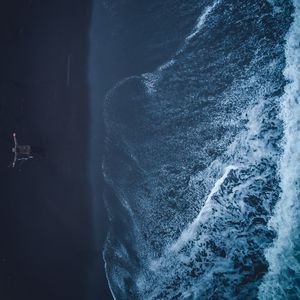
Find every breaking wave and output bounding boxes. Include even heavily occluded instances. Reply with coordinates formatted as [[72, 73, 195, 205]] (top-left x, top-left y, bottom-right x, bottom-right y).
[[89, 0, 298, 298], [259, 1, 300, 298]]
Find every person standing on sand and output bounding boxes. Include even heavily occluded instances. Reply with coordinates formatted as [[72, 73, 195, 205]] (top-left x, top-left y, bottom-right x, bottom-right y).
[[11, 133, 43, 168]]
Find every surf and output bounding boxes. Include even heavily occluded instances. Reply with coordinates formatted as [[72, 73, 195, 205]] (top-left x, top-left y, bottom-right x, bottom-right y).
[[259, 1, 300, 298], [97, 1, 295, 299]]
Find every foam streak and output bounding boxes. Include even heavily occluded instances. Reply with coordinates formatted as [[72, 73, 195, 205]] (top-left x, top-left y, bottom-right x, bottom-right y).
[[170, 165, 238, 252], [186, 0, 220, 41]]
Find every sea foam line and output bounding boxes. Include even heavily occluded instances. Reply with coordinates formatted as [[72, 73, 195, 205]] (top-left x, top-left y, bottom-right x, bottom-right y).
[[259, 1, 300, 298], [170, 165, 238, 252], [186, 0, 220, 42], [143, 0, 221, 94]]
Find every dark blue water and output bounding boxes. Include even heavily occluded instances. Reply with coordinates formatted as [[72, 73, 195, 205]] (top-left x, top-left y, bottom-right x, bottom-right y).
[[90, 0, 300, 299]]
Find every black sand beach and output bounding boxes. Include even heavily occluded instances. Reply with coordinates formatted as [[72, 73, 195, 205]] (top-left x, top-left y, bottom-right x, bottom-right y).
[[0, 1, 111, 299]]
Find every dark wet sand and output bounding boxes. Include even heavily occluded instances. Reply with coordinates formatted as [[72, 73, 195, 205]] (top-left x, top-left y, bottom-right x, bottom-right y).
[[0, 1, 111, 299]]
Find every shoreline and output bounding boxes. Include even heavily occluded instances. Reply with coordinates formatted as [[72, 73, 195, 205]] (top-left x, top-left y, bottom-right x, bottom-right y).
[[88, 1, 113, 298]]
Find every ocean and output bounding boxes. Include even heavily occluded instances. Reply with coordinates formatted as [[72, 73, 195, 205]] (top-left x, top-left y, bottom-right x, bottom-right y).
[[90, 0, 299, 299]]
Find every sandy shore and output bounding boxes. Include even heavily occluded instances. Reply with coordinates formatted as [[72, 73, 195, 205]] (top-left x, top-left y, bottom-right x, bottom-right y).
[[0, 1, 110, 299]]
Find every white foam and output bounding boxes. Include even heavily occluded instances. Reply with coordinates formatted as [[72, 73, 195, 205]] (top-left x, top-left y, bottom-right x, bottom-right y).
[[259, 1, 300, 298], [142, 72, 160, 95], [170, 165, 238, 252], [186, 0, 220, 41], [158, 58, 176, 72]]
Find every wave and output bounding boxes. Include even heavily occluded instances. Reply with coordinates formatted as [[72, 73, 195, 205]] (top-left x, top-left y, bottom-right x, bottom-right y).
[[258, 1, 300, 299], [101, 1, 294, 299], [143, 0, 220, 94]]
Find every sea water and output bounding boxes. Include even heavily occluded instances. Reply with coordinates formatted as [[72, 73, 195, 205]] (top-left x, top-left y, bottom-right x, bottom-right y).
[[90, 0, 299, 299]]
